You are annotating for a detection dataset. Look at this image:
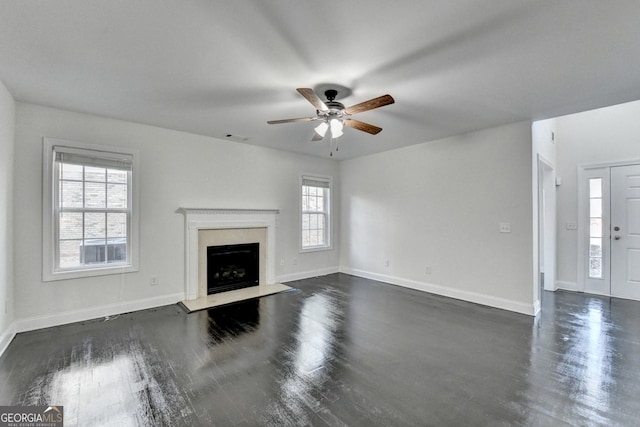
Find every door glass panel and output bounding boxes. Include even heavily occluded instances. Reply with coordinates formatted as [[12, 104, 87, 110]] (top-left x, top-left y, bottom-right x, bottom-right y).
[[590, 199, 602, 217], [588, 178, 603, 278], [590, 178, 603, 198], [590, 237, 602, 257], [590, 218, 602, 238], [589, 257, 602, 279]]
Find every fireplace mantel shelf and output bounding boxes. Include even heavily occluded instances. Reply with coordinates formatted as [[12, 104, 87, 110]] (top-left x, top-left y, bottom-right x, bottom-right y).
[[177, 208, 280, 216]]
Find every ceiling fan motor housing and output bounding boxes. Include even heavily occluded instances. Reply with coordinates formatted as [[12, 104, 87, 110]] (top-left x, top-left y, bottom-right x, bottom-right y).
[[320, 100, 347, 119], [321, 90, 347, 119]]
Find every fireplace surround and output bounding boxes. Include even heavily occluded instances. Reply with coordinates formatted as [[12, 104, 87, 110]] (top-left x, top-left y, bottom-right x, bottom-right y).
[[178, 208, 280, 301]]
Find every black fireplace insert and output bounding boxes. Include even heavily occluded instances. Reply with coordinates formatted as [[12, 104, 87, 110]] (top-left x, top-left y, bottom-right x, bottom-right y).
[[207, 243, 259, 294]]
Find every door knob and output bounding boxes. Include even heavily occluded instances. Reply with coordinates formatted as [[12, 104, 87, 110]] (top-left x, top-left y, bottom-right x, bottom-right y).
[[614, 235, 621, 240], [614, 226, 620, 231]]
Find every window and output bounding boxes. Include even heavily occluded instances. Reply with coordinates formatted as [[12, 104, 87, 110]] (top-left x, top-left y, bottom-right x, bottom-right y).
[[588, 178, 603, 279], [43, 138, 139, 281], [301, 175, 331, 251], [578, 166, 611, 295]]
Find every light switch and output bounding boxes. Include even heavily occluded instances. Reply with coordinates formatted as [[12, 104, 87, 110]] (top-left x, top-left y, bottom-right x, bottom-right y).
[[499, 223, 511, 233]]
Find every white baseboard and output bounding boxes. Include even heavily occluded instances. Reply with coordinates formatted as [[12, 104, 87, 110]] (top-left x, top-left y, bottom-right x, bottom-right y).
[[2, 268, 538, 356], [533, 300, 541, 316], [14, 293, 184, 334], [277, 266, 339, 284], [0, 322, 17, 357], [340, 267, 537, 316], [556, 281, 579, 291]]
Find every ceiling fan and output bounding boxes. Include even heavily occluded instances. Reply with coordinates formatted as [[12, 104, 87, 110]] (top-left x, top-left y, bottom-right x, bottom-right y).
[[267, 87, 394, 155]]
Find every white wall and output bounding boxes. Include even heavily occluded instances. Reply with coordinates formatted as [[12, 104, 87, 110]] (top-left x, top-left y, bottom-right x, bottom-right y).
[[555, 100, 640, 289], [13, 103, 339, 327], [340, 121, 536, 315], [0, 80, 15, 352]]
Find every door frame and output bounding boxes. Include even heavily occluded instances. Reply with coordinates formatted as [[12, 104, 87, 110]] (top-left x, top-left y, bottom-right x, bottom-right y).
[[577, 159, 640, 295], [537, 155, 556, 293]]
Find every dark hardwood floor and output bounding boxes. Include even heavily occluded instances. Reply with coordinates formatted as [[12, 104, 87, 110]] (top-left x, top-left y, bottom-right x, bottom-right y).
[[1, 273, 640, 426]]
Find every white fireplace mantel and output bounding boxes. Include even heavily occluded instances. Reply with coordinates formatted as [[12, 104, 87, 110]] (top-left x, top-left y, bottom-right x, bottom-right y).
[[178, 208, 280, 300]]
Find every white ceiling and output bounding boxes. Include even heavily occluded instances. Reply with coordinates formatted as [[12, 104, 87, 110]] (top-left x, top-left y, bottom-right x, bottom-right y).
[[2, 1, 640, 160]]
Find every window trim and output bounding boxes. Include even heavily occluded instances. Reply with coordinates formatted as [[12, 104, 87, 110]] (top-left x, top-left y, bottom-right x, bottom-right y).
[[42, 137, 140, 281], [299, 173, 332, 253]]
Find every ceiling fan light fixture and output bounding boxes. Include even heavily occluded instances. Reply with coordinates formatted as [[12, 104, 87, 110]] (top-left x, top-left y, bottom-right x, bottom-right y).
[[330, 118, 344, 138], [314, 121, 329, 137]]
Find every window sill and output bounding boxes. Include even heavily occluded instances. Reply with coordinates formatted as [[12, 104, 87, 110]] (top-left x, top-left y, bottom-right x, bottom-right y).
[[299, 245, 333, 254], [44, 264, 138, 282]]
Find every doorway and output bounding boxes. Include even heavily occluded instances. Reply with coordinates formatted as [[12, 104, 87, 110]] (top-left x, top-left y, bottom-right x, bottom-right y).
[[538, 156, 556, 296], [579, 162, 640, 299]]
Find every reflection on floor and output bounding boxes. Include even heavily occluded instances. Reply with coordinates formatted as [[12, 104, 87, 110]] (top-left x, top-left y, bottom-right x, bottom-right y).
[[2, 273, 640, 426]]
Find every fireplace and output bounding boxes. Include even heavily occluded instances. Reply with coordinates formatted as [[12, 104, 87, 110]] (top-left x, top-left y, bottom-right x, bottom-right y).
[[207, 243, 259, 294], [178, 208, 291, 311], [178, 208, 280, 301]]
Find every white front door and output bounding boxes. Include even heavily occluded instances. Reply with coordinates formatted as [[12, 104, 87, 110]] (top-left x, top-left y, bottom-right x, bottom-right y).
[[610, 164, 640, 299]]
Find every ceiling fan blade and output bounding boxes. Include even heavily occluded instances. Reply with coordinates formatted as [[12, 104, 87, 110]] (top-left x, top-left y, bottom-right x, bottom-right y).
[[267, 117, 317, 124], [344, 94, 395, 115], [344, 119, 383, 135], [297, 88, 328, 111]]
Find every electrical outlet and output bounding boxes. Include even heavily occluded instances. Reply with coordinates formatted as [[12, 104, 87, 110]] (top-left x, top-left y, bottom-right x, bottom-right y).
[[425, 266, 432, 275], [499, 223, 511, 233], [566, 222, 577, 230], [280, 258, 285, 266], [385, 259, 390, 267], [150, 276, 158, 286]]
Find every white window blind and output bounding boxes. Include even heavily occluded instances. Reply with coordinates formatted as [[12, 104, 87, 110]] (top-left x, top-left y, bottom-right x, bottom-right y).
[[302, 177, 330, 189], [54, 146, 133, 170]]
